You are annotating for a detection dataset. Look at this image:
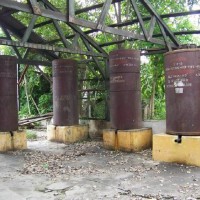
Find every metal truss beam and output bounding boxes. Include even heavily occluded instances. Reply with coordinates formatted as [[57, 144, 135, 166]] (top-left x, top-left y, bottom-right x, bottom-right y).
[[17, 58, 108, 66], [2, 27, 22, 59], [96, 0, 112, 29], [140, 0, 180, 46], [75, 0, 123, 15], [81, 36, 105, 78], [0, 0, 108, 57], [0, 0, 174, 48], [69, 17, 176, 47], [52, 20, 71, 48], [68, 23, 108, 55], [1, 1, 199, 31], [0, 0, 66, 21], [18, 59, 51, 66], [28, 0, 42, 15], [30, 6, 199, 32], [22, 15, 38, 42], [0, 39, 106, 57], [45, 0, 108, 77], [1, 0, 199, 48], [0, 0, 199, 56], [130, 0, 148, 40]]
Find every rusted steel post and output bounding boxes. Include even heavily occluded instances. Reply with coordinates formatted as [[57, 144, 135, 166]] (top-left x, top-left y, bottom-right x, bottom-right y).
[[52, 59, 78, 126], [0, 55, 18, 131], [109, 49, 142, 130], [164, 48, 200, 136]]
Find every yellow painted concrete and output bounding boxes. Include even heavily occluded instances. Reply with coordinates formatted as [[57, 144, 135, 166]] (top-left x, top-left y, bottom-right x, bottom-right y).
[[12, 131, 27, 150], [103, 129, 117, 150], [47, 125, 56, 141], [153, 134, 200, 167], [56, 126, 66, 143], [0, 133, 12, 152], [59, 125, 88, 143], [0, 131, 27, 152], [118, 128, 152, 152], [47, 125, 89, 143], [103, 128, 152, 152]]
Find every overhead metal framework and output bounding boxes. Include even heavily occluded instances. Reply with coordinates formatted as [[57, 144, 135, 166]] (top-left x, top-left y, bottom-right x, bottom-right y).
[[0, 0, 199, 67]]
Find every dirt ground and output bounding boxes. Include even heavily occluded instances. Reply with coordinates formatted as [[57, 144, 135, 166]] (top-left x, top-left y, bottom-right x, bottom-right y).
[[0, 129, 200, 200]]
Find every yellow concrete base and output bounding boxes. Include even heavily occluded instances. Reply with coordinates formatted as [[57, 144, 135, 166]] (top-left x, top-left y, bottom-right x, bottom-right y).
[[153, 133, 200, 167], [103, 128, 152, 152], [47, 125, 89, 143], [118, 128, 152, 152], [103, 129, 117, 150], [12, 131, 27, 150], [0, 133, 12, 152], [0, 131, 27, 152]]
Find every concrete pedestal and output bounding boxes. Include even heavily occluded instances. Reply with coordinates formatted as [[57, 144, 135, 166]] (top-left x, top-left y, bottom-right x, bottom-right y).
[[89, 120, 111, 140], [47, 125, 89, 143], [103, 129, 118, 150], [103, 128, 152, 152], [153, 133, 200, 167], [0, 131, 27, 152], [12, 131, 27, 150]]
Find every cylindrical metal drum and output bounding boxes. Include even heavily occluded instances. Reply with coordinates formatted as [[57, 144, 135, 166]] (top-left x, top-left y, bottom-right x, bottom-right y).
[[109, 49, 142, 130], [164, 48, 200, 136], [0, 55, 18, 131], [52, 59, 78, 126]]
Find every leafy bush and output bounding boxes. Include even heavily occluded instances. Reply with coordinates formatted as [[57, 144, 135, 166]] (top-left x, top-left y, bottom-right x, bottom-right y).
[[38, 94, 52, 114]]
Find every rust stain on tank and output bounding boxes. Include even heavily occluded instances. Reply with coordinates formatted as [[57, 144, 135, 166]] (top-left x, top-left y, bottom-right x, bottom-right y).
[[0, 55, 18, 131], [109, 49, 142, 130], [52, 59, 78, 126], [165, 48, 200, 136]]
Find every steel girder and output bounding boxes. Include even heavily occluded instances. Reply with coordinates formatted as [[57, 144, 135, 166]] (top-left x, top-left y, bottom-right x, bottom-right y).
[[0, 0, 199, 64]]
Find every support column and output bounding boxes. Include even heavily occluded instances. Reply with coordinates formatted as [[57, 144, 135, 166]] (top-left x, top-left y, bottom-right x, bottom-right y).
[[0, 56, 26, 152], [153, 48, 200, 166], [103, 50, 152, 152], [0, 56, 18, 131], [53, 59, 78, 126], [109, 49, 142, 130], [47, 59, 88, 143]]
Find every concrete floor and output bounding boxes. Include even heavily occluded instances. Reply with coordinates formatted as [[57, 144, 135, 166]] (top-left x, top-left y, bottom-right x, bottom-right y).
[[0, 129, 200, 200]]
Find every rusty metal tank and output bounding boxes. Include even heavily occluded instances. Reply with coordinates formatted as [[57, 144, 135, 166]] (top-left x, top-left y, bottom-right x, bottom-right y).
[[0, 55, 18, 131], [109, 49, 142, 130], [52, 59, 78, 126], [164, 48, 200, 136]]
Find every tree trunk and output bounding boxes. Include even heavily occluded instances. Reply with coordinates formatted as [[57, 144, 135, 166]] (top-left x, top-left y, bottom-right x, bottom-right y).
[[149, 81, 156, 118], [30, 95, 41, 115], [149, 61, 159, 119], [24, 75, 31, 115], [78, 60, 87, 118]]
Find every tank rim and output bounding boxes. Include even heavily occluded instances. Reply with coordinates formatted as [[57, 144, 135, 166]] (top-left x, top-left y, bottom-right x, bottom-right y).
[[109, 49, 141, 54], [164, 48, 200, 56]]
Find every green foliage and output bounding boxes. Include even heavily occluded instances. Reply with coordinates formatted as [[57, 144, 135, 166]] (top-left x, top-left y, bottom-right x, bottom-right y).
[[141, 55, 166, 119], [26, 130, 37, 140], [18, 66, 52, 118], [38, 94, 53, 114], [154, 97, 166, 119]]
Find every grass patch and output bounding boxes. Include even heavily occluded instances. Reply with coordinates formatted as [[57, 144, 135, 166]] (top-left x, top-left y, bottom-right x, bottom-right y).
[[26, 130, 37, 140]]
